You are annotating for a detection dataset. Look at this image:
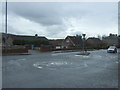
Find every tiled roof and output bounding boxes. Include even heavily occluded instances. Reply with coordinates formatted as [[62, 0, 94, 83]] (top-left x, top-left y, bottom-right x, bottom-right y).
[[49, 39, 63, 45], [2, 33, 48, 41], [67, 36, 83, 45], [87, 37, 101, 42], [12, 35, 48, 41]]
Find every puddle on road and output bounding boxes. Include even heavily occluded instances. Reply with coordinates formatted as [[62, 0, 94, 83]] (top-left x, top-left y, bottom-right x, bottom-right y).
[[33, 63, 43, 69], [93, 55, 102, 58], [6, 58, 27, 69], [17, 58, 26, 61], [33, 61, 73, 70], [9, 58, 26, 62], [8, 60, 21, 66], [84, 62, 88, 67], [115, 61, 119, 64], [75, 55, 90, 58]]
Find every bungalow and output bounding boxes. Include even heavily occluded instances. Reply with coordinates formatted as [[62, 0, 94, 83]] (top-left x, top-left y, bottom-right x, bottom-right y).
[[49, 39, 63, 50], [2, 33, 13, 47], [102, 33, 118, 47], [2, 33, 49, 49], [86, 37, 102, 49], [62, 35, 83, 49], [118, 35, 120, 48]]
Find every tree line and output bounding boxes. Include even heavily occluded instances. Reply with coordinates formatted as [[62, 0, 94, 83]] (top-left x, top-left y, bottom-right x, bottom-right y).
[[13, 39, 49, 47]]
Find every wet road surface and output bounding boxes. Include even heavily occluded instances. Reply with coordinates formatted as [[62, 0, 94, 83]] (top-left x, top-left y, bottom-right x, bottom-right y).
[[2, 49, 118, 88]]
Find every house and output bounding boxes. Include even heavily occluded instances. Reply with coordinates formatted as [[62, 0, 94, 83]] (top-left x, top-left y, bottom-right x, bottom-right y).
[[86, 37, 102, 49], [2, 33, 49, 49], [118, 35, 120, 48], [49, 39, 63, 50], [62, 35, 83, 49], [102, 33, 118, 47], [2, 33, 13, 47], [40, 45, 52, 52], [12, 34, 49, 49], [12, 34, 48, 41]]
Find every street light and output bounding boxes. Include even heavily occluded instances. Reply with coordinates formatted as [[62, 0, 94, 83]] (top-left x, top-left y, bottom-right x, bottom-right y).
[[82, 34, 86, 53], [76, 33, 90, 56], [5, 0, 8, 53], [82, 34, 86, 38], [5, 0, 7, 34]]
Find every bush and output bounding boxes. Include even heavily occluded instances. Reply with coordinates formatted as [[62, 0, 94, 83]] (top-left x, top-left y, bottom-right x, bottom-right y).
[[85, 41, 109, 49], [13, 39, 49, 46]]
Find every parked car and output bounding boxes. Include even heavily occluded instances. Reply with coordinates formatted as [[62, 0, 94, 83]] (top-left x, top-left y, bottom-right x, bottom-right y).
[[107, 46, 117, 53]]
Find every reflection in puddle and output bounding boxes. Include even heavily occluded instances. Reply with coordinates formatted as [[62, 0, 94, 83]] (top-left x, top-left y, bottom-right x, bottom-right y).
[[18, 58, 26, 61], [33, 63, 43, 69], [75, 55, 90, 59], [52, 53, 68, 56], [84, 62, 88, 67], [33, 61, 72, 69], [8, 58, 27, 67], [8, 60, 21, 66], [49, 62, 68, 66], [115, 61, 119, 64]]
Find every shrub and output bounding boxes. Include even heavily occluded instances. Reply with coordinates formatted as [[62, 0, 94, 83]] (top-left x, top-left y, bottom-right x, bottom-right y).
[[13, 39, 49, 46]]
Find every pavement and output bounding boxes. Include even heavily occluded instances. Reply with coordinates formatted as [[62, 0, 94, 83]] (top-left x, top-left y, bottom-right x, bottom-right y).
[[2, 49, 119, 88], [0, 56, 2, 89]]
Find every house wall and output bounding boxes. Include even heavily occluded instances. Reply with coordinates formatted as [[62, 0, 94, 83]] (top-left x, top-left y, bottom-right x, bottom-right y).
[[49, 39, 63, 50], [40, 45, 52, 52], [86, 38, 102, 49], [62, 38, 74, 49], [102, 36, 118, 46], [6, 36, 13, 46], [2, 35, 13, 47]]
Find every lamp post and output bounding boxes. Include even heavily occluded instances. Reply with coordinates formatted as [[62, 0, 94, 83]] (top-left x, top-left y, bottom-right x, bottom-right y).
[[82, 34, 86, 53], [5, 0, 7, 53], [76, 33, 90, 56], [5, 0, 7, 34]]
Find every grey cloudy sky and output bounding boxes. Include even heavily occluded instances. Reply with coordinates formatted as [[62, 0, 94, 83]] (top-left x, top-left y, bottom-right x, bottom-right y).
[[1, 2, 118, 39]]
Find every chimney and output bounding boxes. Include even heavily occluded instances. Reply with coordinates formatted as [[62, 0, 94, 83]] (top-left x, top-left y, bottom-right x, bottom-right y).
[[35, 34, 38, 37], [76, 34, 82, 38]]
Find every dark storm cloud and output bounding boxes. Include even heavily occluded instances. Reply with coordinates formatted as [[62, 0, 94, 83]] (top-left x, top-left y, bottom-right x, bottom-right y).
[[2, 2, 117, 39], [7, 2, 61, 25], [7, 2, 87, 26]]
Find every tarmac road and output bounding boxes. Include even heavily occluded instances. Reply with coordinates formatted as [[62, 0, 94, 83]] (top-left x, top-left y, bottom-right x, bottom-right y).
[[2, 49, 119, 88]]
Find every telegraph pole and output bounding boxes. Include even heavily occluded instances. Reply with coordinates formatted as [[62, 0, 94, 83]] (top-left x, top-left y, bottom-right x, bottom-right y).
[[82, 34, 86, 53], [5, 0, 7, 34], [5, 0, 8, 53]]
